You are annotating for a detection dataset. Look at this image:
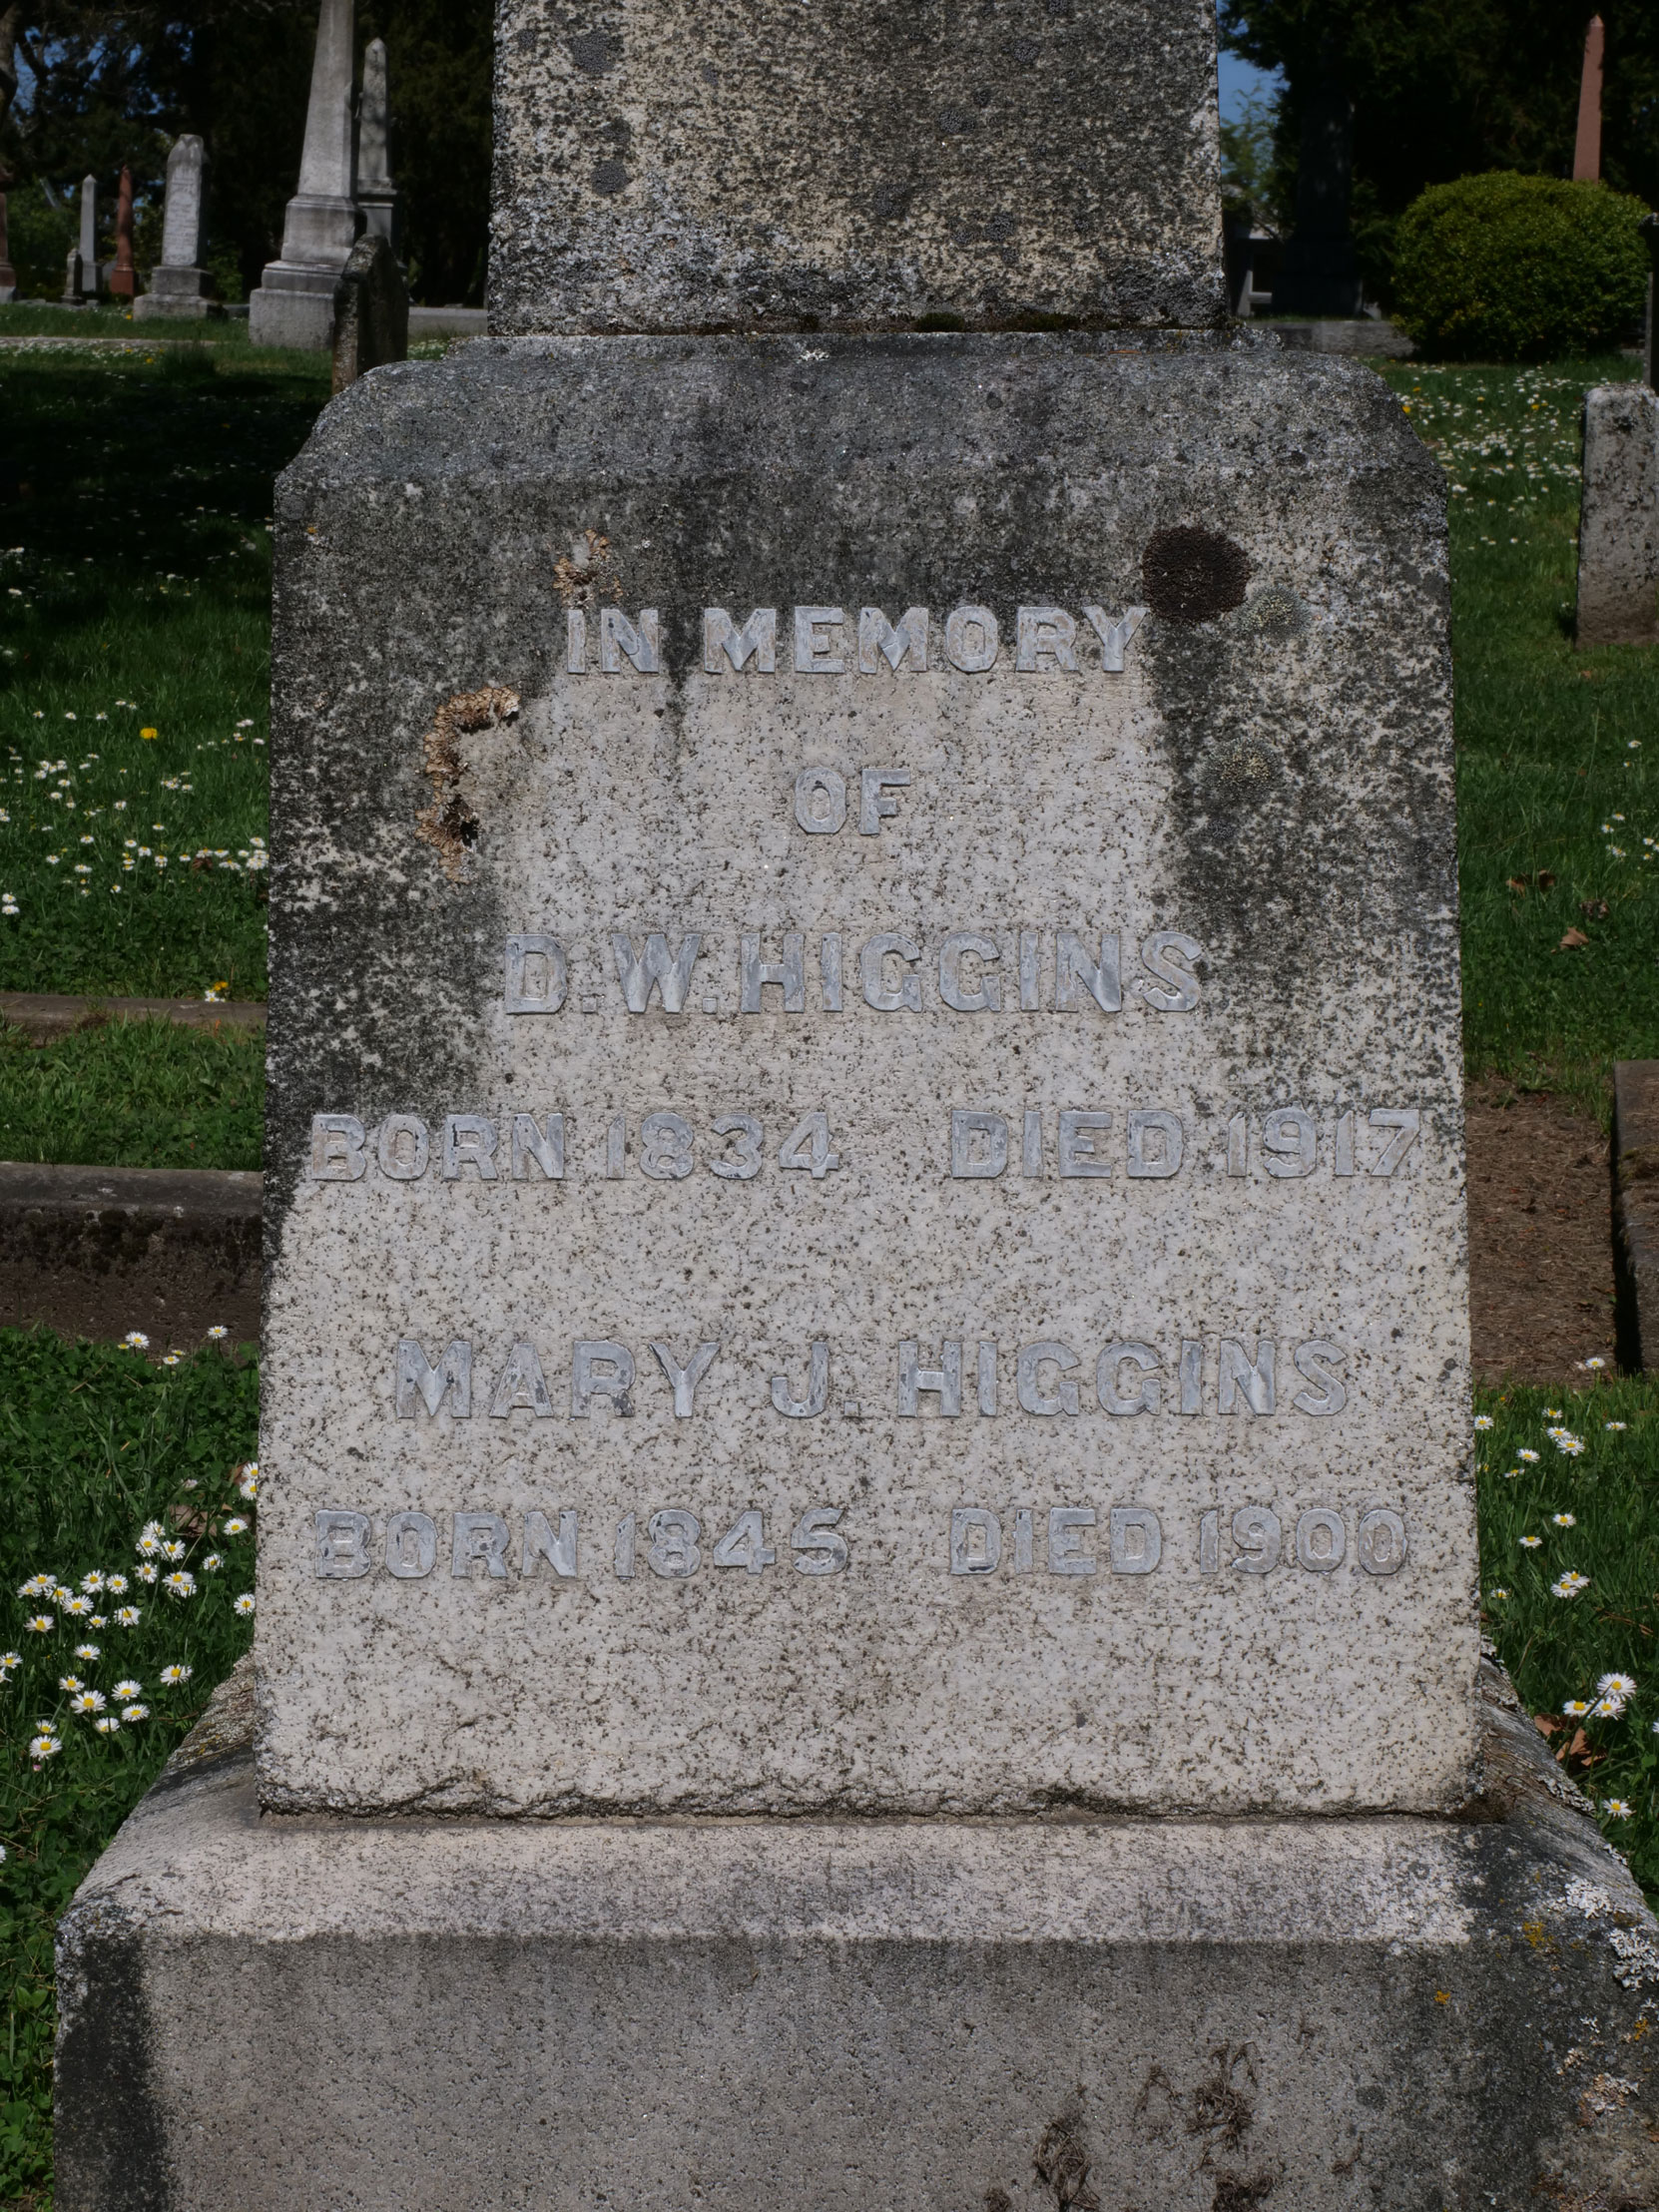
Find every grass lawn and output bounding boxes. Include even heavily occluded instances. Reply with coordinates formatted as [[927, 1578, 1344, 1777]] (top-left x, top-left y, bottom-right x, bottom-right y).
[[1378, 353, 1659, 1116], [0, 1014, 265, 1170], [0, 310, 328, 1003], [0, 1331, 258, 2202]]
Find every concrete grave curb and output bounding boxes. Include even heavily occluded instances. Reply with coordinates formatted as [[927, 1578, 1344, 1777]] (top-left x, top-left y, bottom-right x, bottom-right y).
[[0, 1161, 262, 1346], [0, 990, 266, 1041]]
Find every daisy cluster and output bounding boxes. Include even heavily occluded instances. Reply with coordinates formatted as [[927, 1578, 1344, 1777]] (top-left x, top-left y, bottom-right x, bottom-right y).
[[5, 1458, 258, 1767], [1598, 813, 1654, 868], [0, 706, 267, 912], [1398, 368, 1588, 507]]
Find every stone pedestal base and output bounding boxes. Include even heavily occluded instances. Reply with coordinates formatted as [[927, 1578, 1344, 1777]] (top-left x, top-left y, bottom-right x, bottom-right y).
[[134, 265, 216, 321], [56, 1660, 1659, 2212], [249, 265, 340, 350]]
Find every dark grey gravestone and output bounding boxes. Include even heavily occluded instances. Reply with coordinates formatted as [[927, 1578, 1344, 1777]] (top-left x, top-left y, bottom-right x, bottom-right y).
[[331, 232, 408, 392]]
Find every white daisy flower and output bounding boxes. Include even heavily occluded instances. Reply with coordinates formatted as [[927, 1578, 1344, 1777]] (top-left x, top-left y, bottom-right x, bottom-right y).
[[234, 1593, 255, 1617], [1552, 1571, 1591, 1598], [160, 1663, 193, 1685], [113, 1679, 141, 1701]]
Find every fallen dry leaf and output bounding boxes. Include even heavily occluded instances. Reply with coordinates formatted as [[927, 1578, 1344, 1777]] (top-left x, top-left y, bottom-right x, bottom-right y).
[[1537, 870, 1557, 888], [1506, 876, 1529, 894], [1534, 1712, 1561, 1738], [1559, 928, 1590, 950], [1580, 898, 1610, 920]]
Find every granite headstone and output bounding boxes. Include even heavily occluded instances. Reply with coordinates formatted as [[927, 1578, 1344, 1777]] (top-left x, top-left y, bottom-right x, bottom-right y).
[[55, 3, 1659, 2204], [249, 0, 361, 349], [134, 136, 214, 321]]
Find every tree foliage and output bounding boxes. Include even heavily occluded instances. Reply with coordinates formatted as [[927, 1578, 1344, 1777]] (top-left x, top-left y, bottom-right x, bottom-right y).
[[1219, 0, 1659, 298], [0, 0, 491, 303]]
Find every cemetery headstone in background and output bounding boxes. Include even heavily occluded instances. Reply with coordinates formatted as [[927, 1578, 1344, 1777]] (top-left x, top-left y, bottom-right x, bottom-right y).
[[134, 136, 214, 321], [249, 0, 362, 349], [55, 3, 1659, 2206], [331, 230, 407, 393], [356, 37, 400, 256], [1577, 381, 1659, 644], [60, 174, 98, 304]]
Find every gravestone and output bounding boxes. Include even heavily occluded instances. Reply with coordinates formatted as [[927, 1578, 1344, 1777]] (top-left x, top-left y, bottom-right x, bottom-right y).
[[108, 165, 135, 299], [61, 174, 98, 303], [134, 136, 214, 321], [249, 0, 360, 349], [0, 181, 16, 304], [1577, 382, 1659, 645], [356, 36, 400, 255], [330, 230, 407, 392], [56, 2, 1659, 2205]]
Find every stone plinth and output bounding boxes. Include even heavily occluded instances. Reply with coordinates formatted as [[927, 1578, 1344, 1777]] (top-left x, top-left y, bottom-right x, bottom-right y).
[[55, 1657, 1659, 2212], [489, 0, 1226, 334], [258, 331, 1472, 1822], [1577, 382, 1659, 646]]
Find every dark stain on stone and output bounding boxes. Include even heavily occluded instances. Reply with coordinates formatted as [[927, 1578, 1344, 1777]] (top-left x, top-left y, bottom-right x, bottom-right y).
[[1187, 2044, 1256, 2150], [592, 158, 631, 196], [983, 2192, 1013, 2212], [54, 1925, 173, 2210], [1211, 2172, 1276, 2212], [1033, 2111, 1100, 2210], [1142, 525, 1251, 625], [569, 30, 619, 74]]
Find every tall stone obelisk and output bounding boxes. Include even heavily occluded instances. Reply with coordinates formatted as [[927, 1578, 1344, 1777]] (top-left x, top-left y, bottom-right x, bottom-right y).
[[249, 0, 360, 349], [356, 38, 399, 256]]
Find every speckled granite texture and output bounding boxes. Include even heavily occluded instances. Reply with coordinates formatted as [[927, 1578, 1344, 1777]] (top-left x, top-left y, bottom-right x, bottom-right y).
[[55, 1661, 1659, 2212], [257, 331, 1474, 1819], [487, 0, 1226, 332]]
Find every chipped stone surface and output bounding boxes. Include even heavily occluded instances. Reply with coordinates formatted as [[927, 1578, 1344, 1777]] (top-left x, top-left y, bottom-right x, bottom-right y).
[[257, 330, 1475, 1819], [53, 1666, 1659, 2212], [488, 0, 1225, 333]]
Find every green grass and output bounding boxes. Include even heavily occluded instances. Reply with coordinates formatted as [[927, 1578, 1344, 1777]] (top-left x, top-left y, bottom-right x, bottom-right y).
[[1379, 353, 1659, 1118], [0, 333, 330, 1000], [0, 1330, 258, 2201], [1475, 1378, 1659, 1891], [0, 1017, 265, 1170]]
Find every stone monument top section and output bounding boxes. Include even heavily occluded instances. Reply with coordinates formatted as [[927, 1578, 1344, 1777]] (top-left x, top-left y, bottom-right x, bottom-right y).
[[488, 0, 1227, 335]]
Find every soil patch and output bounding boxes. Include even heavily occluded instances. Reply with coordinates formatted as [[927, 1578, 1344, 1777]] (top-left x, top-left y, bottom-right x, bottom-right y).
[[1465, 1084, 1614, 1384]]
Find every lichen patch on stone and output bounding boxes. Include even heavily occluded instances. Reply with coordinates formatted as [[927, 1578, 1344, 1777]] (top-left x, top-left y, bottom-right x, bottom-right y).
[[415, 685, 521, 882]]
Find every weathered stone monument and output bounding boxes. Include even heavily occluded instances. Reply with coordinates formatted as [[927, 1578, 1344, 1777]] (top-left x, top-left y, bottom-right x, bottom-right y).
[[61, 173, 98, 303], [57, 3, 1659, 2205], [356, 36, 399, 255], [1577, 382, 1659, 644], [0, 174, 16, 305], [248, 0, 360, 348], [134, 135, 214, 321], [330, 229, 407, 393], [108, 165, 135, 300]]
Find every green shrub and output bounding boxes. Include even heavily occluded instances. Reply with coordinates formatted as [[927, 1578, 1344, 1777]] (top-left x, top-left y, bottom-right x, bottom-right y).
[[1392, 173, 1650, 361]]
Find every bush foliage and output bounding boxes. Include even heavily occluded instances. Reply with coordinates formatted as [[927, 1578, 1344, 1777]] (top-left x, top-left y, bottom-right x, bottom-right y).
[[1392, 173, 1651, 360]]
